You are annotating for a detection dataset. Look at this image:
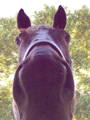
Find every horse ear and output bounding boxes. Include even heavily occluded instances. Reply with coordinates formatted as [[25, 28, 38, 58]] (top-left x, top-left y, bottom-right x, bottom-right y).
[[17, 9, 31, 30], [53, 5, 66, 29]]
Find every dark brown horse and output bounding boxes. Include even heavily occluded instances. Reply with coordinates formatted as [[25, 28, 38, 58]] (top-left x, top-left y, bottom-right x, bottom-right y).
[[13, 5, 75, 120]]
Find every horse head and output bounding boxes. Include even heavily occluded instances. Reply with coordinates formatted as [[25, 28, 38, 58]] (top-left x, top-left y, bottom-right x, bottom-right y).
[[13, 5, 75, 120]]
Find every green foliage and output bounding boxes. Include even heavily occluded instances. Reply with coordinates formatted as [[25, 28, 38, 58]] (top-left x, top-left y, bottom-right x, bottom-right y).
[[0, 18, 18, 120], [33, 4, 56, 26], [0, 5, 90, 120], [0, 82, 13, 120], [67, 6, 90, 70], [75, 91, 90, 120], [67, 7, 90, 120], [0, 18, 18, 79]]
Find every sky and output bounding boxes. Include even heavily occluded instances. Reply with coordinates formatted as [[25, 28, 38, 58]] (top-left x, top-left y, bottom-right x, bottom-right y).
[[0, 0, 90, 17]]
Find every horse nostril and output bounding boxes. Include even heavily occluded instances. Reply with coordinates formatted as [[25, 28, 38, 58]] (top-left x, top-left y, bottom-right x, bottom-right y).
[[34, 39, 39, 41]]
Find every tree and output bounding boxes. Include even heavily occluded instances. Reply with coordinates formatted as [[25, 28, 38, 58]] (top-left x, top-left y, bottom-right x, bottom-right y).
[[0, 18, 18, 79], [67, 6, 90, 120], [0, 82, 13, 120], [33, 4, 56, 26], [0, 18, 18, 120]]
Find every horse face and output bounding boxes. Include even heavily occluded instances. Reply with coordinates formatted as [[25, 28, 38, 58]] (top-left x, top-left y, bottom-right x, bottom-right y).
[[13, 5, 74, 120], [16, 26, 71, 64]]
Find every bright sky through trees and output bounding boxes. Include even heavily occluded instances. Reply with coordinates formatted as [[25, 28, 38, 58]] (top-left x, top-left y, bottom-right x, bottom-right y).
[[0, 0, 90, 17]]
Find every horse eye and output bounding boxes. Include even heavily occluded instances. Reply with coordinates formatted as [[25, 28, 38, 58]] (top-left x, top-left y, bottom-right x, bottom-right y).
[[65, 33, 70, 43], [16, 32, 25, 45], [15, 36, 22, 45]]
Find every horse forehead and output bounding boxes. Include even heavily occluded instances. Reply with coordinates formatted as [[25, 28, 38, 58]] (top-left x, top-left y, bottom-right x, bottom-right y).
[[26, 25, 54, 34]]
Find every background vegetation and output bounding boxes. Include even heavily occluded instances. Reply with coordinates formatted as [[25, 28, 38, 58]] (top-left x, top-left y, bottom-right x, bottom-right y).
[[0, 5, 90, 120]]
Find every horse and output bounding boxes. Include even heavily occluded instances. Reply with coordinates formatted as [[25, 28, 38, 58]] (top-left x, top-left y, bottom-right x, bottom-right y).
[[12, 5, 75, 120]]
